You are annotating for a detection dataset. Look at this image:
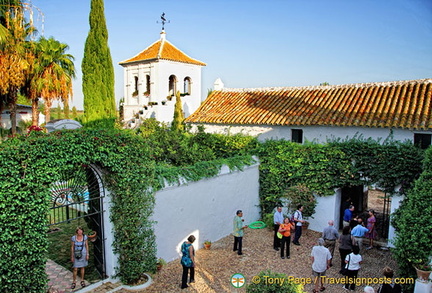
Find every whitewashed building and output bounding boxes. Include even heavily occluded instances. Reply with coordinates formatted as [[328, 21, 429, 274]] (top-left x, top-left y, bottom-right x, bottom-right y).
[[1, 104, 45, 130], [119, 31, 206, 124]]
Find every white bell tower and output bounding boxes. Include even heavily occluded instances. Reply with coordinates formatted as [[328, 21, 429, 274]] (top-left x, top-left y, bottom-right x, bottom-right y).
[[119, 25, 206, 125]]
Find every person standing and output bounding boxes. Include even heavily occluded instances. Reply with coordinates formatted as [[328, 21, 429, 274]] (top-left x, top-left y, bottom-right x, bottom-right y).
[[322, 220, 339, 266], [343, 246, 362, 291], [293, 205, 306, 245], [339, 225, 353, 273], [180, 235, 196, 289], [377, 267, 402, 293], [343, 205, 355, 227], [273, 206, 284, 251], [233, 210, 247, 255], [351, 218, 369, 251], [311, 238, 332, 293], [71, 227, 89, 289], [365, 209, 377, 250], [278, 217, 294, 259]]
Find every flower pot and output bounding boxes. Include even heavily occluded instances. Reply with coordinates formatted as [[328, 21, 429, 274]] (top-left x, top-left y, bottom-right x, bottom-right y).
[[302, 222, 309, 230], [204, 244, 211, 250], [415, 267, 431, 282], [88, 232, 97, 243]]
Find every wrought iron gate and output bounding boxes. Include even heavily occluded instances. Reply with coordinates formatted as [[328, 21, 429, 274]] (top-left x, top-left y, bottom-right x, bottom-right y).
[[48, 164, 106, 279]]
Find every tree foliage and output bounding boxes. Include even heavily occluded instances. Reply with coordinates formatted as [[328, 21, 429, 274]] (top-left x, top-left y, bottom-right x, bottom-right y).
[[171, 91, 184, 131], [82, 0, 116, 123], [391, 147, 432, 291]]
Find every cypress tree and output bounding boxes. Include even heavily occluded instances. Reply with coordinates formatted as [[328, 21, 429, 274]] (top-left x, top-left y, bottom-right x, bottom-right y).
[[82, 0, 116, 122], [171, 91, 184, 131]]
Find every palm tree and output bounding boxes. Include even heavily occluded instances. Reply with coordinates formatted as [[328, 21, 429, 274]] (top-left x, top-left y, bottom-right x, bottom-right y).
[[0, 2, 34, 135], [28, 37, 75, 124]]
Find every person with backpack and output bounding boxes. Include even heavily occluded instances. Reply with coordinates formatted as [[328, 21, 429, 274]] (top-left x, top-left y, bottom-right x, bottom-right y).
[[292, 205, 306, 245]]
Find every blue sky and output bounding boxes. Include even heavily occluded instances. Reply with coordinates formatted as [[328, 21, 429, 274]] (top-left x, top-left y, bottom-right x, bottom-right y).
[[31, 0, 432, 109]]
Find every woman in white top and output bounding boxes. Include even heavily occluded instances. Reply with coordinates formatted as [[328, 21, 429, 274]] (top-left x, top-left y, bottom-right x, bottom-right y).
[[343, 245, 362, 291]]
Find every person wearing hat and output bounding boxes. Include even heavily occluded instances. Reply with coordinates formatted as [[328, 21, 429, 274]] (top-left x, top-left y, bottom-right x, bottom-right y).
[[233, 210, 248, 255]]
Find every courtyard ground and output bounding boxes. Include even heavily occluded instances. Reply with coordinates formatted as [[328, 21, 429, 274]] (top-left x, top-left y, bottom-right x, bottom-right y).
[[113, 227, 401, 293]]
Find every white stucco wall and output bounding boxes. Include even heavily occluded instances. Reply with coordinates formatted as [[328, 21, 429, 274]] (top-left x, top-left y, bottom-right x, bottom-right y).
[[387, 194, 404, 248], [152, 163, 261, 262], [308, 189, 341, 233], [190, 123, 429, 145]]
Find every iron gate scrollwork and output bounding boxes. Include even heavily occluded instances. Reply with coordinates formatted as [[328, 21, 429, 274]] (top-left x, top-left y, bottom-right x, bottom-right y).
[[48, 164, 106, 279]]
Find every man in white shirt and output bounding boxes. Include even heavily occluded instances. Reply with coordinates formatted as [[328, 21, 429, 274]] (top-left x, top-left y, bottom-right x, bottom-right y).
[[273, 206, 283, 250], [293, 205, 306, 245], [311, 238, 332, 293]]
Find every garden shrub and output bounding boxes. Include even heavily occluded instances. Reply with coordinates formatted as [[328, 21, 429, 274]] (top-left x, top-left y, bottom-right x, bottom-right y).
[[246, 270, 304, 293], [391, 147, 432, 291]]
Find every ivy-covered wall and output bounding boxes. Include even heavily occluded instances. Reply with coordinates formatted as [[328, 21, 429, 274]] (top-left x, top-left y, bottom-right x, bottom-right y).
[[0, 125, 426, 292], [0, 129, 157, 291], [256, 138, 424, 215]]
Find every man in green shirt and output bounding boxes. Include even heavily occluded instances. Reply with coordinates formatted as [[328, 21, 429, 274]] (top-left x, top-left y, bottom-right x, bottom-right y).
[[233, 210, 247, 255]]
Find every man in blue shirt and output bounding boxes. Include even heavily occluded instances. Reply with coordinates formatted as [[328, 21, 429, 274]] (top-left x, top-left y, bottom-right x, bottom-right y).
[[351, 218, 369, 251], [343, 205, 355, 227]]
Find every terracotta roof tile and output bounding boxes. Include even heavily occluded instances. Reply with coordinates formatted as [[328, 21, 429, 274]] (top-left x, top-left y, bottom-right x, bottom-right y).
[[119, 35, 206, 66], [185, 79, 432, 130]]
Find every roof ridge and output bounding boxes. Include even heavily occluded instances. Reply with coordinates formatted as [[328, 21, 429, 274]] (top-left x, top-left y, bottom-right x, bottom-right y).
[[220, 78, 432, 93], [119, 39, 161, 64], [157, 38, 164, 58], [161, 39, 206, 65]]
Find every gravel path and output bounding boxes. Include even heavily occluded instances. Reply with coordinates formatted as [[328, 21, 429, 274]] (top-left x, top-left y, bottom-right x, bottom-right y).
[[117, 228, 399, 293]]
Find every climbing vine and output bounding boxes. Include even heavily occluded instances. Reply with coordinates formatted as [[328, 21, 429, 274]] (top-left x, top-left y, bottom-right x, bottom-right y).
[[256, 138, 424, 215], [0, 125, 426, 292]]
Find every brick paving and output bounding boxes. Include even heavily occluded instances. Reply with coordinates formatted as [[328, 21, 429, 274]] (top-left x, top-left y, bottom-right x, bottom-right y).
[[46, 259, 90, 293], [46, 259, 125, 293]]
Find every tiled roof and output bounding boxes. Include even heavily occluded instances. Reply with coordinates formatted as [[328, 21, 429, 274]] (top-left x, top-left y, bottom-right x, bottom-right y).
[[185, 79, 432, 130], [119, 33, 206, 66]]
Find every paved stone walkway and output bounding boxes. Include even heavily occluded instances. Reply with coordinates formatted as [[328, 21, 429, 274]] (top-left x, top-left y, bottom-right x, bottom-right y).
[[46, 259, 124, 293], [46, 259, 89, 293]]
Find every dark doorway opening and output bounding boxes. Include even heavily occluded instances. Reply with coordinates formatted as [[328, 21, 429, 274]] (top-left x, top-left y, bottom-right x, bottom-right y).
[[339, 185, 365, 229]]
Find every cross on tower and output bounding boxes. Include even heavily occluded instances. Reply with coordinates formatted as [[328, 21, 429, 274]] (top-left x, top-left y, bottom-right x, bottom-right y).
[[158, 12, 170, 30]]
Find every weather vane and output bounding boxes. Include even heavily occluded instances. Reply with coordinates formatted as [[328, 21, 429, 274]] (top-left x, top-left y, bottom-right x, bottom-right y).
[[157, 12, 170, 30]]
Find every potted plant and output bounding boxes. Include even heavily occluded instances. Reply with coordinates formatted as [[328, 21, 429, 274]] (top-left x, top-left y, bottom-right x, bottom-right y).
[[203, 240, 212, 250], [410, 258, 432, 282], [156, 258, 166, 271], [87, 231, 97, 242]]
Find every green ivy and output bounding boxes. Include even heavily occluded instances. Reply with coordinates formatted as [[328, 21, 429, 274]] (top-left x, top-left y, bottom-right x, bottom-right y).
[[0, 126, 258, 291], [0, 129, 157, 290], [256, 138, 424, 215]]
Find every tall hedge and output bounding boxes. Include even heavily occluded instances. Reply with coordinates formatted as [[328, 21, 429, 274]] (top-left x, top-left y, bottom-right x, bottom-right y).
[[392, 147, 432, 291], [82, 0, 116, 122]]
